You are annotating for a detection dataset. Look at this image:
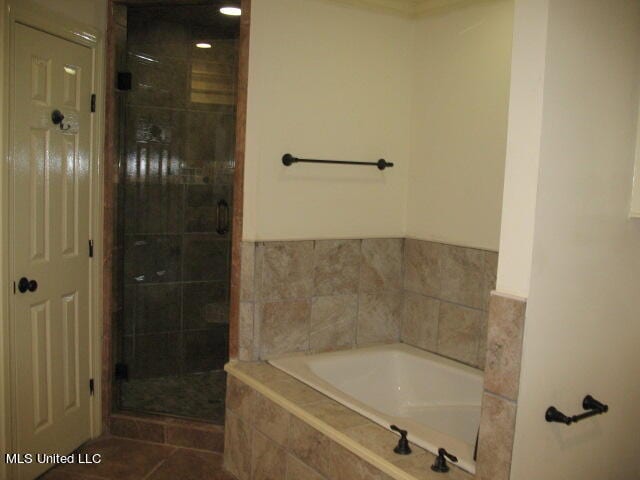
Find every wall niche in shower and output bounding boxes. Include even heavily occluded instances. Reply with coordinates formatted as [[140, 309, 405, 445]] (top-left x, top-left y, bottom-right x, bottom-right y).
[[113, 3, 239, 424]]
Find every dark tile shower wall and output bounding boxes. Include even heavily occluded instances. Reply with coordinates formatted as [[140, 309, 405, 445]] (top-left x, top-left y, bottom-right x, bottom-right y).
[[121, 9, 237, 381]]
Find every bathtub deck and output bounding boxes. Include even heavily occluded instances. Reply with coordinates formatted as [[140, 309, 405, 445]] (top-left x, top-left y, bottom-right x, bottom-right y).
[[224, 360, 472, 480]]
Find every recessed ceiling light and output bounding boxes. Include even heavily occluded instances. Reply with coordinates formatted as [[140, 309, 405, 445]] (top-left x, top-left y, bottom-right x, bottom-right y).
[[219, 6, 241, 16], [196, 42, 212, 49]]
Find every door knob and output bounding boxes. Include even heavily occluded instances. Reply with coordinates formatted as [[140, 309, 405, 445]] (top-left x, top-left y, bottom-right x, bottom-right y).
[[51, 109, 71, 130], [18, 277, 38, 293]]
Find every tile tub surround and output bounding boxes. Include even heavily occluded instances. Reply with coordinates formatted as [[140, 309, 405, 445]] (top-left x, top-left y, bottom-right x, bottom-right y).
[[236, 238, 497, 369], [402, 239, 497, 369], [475, 292, 526, 480], [238, 239, 404, 360], [223, 362, 472, 480]]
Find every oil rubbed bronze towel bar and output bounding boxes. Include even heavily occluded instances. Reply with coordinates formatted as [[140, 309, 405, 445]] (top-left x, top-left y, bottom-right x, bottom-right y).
[[545, 395, 609, 425], [282, 153, 394, 170]]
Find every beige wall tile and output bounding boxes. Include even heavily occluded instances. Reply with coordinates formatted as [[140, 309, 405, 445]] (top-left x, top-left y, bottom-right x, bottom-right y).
[[304, 399, 369, 431], [440, 244, 487, 310], [326, 442, 394, 480], [260, 300, 310, 358], [483, 293, 526, 400], [269, 378, 328, 405], [356, 293, 402, 345], [260, 241, 314, 301], [476, 393, 516, 480], [402, 292, 439, 352], [223, 410, 253, 480], [314, 240, 361, 296], [288, 416, 334, 478], [254, 392, 291, 446], [482, 252, 498, 311], [437, 302, 482, 365], [252, 430, 288, 480], [310, 295, 358, 353], [404, 238, 442, 297], [476, 312, 489, 370], [240, 242, 255, 302], [238, 302, 255, 361], [360, 239, 403, 293], [286, 454, 327, 480], [231, 362, 292, 384], [226, 376, 255, 423]]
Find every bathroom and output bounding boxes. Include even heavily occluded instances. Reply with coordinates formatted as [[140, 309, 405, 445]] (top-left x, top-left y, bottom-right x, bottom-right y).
[[1, 0, 639, 479]]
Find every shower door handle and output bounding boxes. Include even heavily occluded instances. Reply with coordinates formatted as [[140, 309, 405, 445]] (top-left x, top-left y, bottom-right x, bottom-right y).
[[216, 199, 229, 235]]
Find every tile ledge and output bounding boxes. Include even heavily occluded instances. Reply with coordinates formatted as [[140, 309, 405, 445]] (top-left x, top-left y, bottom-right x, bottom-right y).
[[224, 361, 472, 480], [489, 290, 528, 303]]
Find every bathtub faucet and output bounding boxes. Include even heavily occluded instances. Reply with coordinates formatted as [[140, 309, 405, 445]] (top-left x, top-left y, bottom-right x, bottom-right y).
[[431, 448, 458, 473], [389, 425, 412, 455]]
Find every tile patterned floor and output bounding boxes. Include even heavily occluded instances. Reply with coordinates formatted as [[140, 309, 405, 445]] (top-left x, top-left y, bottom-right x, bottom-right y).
[[38, 437, 236, 480], [119, 370, 227, 423]]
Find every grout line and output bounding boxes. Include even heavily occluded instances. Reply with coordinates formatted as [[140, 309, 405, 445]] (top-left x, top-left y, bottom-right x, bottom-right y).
[[484, 389, 518, 405]]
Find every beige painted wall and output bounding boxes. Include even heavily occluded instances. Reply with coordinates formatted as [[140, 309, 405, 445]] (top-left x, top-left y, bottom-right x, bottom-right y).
[[29, 0, 107, 32], [243, 0, 412, 241], [243, 0, 513, 244], [405, 0, 513, 251], [509, 0, 640, 478], [495, 0, 549, 297]]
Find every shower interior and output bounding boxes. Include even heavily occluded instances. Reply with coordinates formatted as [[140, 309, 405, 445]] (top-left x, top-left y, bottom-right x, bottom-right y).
[[113, 2, 239, 423]]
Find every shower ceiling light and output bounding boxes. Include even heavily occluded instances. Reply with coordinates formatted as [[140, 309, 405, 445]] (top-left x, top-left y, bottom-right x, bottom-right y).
[[196, 42, 212, 49], [219, 6, 241, 16]]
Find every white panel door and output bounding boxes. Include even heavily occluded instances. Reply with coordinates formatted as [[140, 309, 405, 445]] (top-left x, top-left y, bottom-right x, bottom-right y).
[[11, 23, 94, 480]]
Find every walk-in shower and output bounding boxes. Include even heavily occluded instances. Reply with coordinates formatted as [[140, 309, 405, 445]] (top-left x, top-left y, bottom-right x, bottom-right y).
[[113, 3, 239, 423]]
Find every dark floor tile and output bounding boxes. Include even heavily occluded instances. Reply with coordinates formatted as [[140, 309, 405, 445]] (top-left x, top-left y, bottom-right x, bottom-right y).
[[56, 438, 175, 480], [38, 469, 93, 480], [110, 415, 165, 443], [147, 449, 235, 480]]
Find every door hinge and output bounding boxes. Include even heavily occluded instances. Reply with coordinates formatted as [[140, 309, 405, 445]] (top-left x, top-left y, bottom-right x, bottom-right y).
[[114, 363, 129, 381], [89, 378, 95, 396], [117, 72, 132, 91], [13, 281, 16, 294], [89, 239, 94, 258], [90, 94, 96, 113]]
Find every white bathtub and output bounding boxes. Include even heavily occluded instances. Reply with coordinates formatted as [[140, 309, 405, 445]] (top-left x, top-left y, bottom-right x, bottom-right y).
[[269, 343, 483, 474]]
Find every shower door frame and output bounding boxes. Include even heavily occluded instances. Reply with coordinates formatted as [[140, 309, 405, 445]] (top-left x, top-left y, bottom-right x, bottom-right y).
[[102, 0, 250, 429]]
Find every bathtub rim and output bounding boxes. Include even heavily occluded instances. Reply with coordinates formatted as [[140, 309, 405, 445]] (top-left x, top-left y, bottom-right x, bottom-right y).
[[268, 342, 483, 474], [224, 361, 430, 480]]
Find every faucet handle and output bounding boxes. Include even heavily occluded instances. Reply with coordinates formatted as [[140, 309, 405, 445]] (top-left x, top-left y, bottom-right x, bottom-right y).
[[390, 425, 412, 455], [431, 448, 458, 473]]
